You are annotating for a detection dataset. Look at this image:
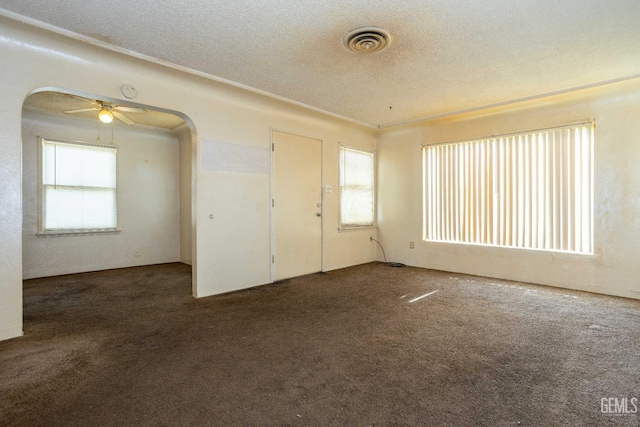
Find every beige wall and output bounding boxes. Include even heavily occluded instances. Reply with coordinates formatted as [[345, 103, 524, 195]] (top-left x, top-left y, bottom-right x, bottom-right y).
[[21, 109, 182, 279], [177, 125, 193, 265], [0, 16, 377, 341], [377, 78, 640, 300]]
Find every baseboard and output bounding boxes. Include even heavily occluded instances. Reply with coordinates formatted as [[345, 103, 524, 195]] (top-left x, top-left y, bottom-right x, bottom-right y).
[[323, 257, 377, 273], [403, 262, 640, 301], [0, 327, 23, 342], [23, 258, 183, 280]]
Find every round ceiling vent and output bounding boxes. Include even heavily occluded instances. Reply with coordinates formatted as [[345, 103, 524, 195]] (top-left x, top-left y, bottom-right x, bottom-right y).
[[343, 27, 391, 54]]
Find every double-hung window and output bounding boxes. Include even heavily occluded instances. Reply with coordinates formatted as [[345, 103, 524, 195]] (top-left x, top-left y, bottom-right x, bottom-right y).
[[40, 138, 118, 234], [422, 122, 593, 254], [339, 146, 375, 228]]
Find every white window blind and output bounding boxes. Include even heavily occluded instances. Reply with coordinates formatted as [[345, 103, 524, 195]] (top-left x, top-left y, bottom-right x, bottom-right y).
[[422, 122, 593, 254], [340, 146, 375, 227], [41, 139, 118, 232]]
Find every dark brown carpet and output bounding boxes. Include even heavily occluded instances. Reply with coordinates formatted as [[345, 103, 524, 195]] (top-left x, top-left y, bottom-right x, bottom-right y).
[[1, 262, 638, 426]]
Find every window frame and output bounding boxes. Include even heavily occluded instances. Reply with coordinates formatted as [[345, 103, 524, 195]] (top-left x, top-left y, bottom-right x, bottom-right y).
[[38, 137, 120, 237], [338, 144, 376, 230]]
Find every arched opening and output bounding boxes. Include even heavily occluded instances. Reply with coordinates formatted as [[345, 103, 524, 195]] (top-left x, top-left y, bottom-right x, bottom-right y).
[[21, 88, 197, 333]]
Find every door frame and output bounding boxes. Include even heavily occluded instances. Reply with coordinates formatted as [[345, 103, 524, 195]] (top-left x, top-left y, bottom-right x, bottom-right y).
[[269, 127, 324, 282]]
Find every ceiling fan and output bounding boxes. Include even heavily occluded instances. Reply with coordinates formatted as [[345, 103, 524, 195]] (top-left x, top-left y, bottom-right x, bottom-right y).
[[64, 97, 146, 125]]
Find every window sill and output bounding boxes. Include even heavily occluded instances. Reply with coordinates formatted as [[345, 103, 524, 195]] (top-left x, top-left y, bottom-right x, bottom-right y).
[[422, 238, 595, 256], [37, 228, 121, 237], [338, 225, 378, 232]]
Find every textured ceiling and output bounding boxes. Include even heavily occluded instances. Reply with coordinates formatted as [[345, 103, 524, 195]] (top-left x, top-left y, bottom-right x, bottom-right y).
[[23, 91, 186, 130], [2, 0, 640, 128]]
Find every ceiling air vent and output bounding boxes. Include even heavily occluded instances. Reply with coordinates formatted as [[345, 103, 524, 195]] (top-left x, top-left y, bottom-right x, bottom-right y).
[[343, 27, 391, 54]]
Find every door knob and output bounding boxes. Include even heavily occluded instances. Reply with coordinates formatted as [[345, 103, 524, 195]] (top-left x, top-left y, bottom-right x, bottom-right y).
[[316, 212, 322, 217]]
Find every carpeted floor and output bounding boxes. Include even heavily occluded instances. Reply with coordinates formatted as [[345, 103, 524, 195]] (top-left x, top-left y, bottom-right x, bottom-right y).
[[1, 262, 638, 426]]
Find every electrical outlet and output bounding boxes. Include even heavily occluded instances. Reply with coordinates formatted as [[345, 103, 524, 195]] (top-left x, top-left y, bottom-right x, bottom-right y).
[[410, 241, 414, 249]]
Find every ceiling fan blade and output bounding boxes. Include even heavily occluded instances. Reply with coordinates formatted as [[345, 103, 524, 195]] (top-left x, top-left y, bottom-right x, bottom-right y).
[[64, 107, 99, 114], [112, 110, 135, 126], [114, 106, 146, 114]]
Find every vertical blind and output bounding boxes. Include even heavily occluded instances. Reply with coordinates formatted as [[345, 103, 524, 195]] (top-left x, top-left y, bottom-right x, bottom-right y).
[[422, 122, 593, 254], [42, 139, 118, 231], [340, 146, 375, 227]]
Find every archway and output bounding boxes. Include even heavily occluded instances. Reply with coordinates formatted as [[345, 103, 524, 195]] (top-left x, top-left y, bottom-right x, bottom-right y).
[[21, 88, 198, 331]]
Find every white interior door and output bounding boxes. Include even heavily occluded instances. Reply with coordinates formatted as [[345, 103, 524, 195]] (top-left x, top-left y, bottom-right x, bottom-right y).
[[272, 131, 322, 281]]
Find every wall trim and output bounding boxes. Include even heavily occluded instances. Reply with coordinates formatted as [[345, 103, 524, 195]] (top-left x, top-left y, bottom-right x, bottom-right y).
[[0, 327, 24, 341]]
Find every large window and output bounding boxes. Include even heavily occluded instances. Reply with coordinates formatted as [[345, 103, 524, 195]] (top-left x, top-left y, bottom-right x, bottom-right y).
[[422, 122, 593, 254], [40, 138, 118, 234], [340, 146, 375, 228]]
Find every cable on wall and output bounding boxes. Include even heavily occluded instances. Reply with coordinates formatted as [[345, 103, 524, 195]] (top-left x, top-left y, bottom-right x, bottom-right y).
[[370, 237, 405, 267]]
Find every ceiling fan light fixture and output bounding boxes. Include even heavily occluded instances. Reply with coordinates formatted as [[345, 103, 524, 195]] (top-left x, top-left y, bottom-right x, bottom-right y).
[[98, 108, 113, 124]]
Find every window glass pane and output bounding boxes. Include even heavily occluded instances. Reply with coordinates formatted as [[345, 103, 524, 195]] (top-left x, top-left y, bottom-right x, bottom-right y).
[[44, 187, 117, 230], [43, 141, 116, 188], [341, 186, 374, 225], [41, 139, 117, 232], [42, 142, 57, 185], [340, 147, 374, 227], [344, 149, 374, 186], [422, 122, 593, 254]]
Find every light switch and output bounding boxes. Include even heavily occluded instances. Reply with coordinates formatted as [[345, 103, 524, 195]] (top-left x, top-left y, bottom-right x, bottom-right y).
[[326, 185, 333, 194]]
